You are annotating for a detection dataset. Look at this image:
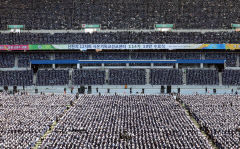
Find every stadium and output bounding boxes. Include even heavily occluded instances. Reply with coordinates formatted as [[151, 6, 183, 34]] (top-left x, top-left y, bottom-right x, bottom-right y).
[[0, 0, 240, 148]]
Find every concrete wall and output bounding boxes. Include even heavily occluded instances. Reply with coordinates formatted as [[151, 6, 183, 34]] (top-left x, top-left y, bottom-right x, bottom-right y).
[[1, 85, 238, 95]]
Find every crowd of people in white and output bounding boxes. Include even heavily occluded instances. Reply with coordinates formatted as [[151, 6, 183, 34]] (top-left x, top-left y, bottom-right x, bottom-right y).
[[0, 92, 74, 149], [180, 95, 240, 149], [41, 95, 210, 148], [1, 93, 239, 148]]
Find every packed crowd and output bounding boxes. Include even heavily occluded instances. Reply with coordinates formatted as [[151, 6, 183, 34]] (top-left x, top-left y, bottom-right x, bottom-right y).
[[92, 53, 129, 60], [0, 0, 238, 29], [166, 52, 201, 60], [205, 53, 237, 67], [180, 95, 240, 149], [1, 51, 240, 86], [36, 70, 69, 86], [73, 69, 105, 85], [18, 53, 50, 67], [0, 70, 33, 86], [41, 95, 211, 148], [55, 52, 89, 60], [0, 52, 238, 68], [131, 53, 164, 60], [109, 69, 146, 85], [222, 70, 240, 85], [0, 53, 15, 68], [0, 93, 74, 149], [2, 68, 240, 86], [1, 32, 240, 44], [186, 69, 219, 85], [150, 69, 183, 85]]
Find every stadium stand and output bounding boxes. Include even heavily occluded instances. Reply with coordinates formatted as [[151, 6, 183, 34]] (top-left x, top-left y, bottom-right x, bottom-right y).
[[1, 52, 238, 68], [18, 53, 50, 67], [0, 70, 33, 86], [150, 69, 183, 85], [109, 69, 146, 85], [73, 69, 105, 85], [166, 52, 201, 59], [205, 53, 237, 67], [55, 52, 89, 60], [92, 53, 129, 60], [36, 70, 69, 86], [0, 53, 15, 68], [222, 70, 240, 85], [131, 52, 164, 60], [0, 0, 239, 29], [1, 32, 240, 44], [186, 69, 219, 85]]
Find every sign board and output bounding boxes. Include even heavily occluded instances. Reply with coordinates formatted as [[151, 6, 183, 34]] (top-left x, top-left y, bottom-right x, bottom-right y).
[[81, 24, 101, 28], [155, 24, 174, 28], [231, 24, 240, 28], [0, 44, 240, 51], [7, 25, 24, 29]]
